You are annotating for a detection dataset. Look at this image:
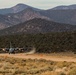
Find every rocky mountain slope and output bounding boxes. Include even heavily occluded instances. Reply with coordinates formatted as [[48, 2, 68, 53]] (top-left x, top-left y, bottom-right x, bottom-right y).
[[0, 14, 20, 30], [7, 7, 50, 22], [0, 4, 49, 29], [40, 9, 76, 25], [0, 18, 76, 35], [0, 3, 41, 15], [0, 4, 76, 30]]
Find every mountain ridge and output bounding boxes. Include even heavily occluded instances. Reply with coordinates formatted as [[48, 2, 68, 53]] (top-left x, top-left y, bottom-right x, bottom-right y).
[[52, 4, 76, 10], [0, 18, 76, 36], [0, 3, 76, 31], [0, 3, 41, 15]]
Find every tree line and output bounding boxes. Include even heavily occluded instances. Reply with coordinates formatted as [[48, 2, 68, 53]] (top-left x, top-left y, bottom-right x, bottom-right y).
[[0, 31, 76, 53]]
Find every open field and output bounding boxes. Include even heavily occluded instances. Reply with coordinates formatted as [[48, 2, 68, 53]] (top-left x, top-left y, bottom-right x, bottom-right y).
[[0, 52, 76, 62], [0, 53, 76, 75]]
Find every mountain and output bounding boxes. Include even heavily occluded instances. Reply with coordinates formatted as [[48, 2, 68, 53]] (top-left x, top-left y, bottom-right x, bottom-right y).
[[0, 7, 48, 30], [39, 4, 76, 25], [40, 9, 76, 25], [0, 18, 76, 35], [0, 4, 76, 30], [7, 7, 50, 22], [0, 14, 21, 30], [0, 3, 41, 15], [52, 4, 76, 10]]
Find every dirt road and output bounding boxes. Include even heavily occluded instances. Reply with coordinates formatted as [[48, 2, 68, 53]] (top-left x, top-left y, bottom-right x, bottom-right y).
[[0, 53, 76, 62]]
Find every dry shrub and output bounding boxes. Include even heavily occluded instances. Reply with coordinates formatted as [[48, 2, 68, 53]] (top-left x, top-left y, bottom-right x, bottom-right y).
[[0, 56, 75, 75], [68, 68, 76, 75]]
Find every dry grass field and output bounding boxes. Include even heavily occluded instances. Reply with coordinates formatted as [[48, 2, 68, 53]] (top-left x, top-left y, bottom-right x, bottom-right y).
[[0, 53, 76, 75]]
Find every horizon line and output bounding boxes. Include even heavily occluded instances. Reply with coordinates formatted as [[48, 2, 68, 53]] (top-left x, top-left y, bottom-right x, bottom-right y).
[[0, 3, 76, 10]]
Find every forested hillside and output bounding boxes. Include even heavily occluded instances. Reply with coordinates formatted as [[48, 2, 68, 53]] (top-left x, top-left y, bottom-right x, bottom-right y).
[[0, 31, 76, 53]]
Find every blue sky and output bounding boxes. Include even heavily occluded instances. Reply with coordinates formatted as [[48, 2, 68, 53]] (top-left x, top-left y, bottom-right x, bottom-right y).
[[0, 0, 76, 9]]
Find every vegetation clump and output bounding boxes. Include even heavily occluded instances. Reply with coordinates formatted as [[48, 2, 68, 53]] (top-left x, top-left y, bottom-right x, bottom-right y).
[[0, 56, 75, 75]]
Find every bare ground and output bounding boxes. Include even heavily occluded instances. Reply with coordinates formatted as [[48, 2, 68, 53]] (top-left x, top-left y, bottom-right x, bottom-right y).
[[0, 52, 76, 62]]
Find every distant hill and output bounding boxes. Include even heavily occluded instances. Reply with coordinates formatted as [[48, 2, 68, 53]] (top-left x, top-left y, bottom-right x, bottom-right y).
[[7, 7, 50, 23], [39, 4, 76, 25], [5, 4, 76, 26], [0, 18, 76, 36], [0, 3, 41, 15], [0, 4, 76, 30], [52, 4, 76, 10], [40, 9, 76, 25], [0, 14, 20, 30], [0, 4, 49, 29]]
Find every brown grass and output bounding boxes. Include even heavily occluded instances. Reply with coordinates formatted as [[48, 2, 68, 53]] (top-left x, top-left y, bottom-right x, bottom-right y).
[[0, 56, 76, 75]]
